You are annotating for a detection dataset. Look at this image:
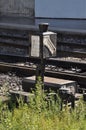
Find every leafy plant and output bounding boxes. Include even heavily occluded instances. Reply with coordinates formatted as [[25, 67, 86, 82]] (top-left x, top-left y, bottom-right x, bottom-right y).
[[0, 77, 85, 130]]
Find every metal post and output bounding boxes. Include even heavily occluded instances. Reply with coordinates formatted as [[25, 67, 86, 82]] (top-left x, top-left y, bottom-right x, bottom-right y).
[[36, 23, 48, 84]]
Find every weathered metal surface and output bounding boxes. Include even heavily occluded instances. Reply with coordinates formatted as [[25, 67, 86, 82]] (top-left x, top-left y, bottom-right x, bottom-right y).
[[22, 76, 76, 92]]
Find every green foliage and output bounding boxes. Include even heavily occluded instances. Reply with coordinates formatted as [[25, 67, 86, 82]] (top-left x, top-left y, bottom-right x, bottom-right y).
[[0, 77, 85, 130]]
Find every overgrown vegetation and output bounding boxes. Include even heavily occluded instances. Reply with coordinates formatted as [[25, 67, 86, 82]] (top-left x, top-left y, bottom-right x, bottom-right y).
[[0, 77, 86, 130]]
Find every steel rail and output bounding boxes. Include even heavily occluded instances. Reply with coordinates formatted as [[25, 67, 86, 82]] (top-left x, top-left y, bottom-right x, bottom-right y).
[[47, 58, 86, 70], [45, 70, 86, 86], [0, 62, 35, 76], [0, 54, 86, 70], [0, 62, 86, 86]]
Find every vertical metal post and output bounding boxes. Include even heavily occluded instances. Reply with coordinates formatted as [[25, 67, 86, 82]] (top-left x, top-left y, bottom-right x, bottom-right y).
[[35, 34, 45, 83], [36, 23, 48, 84], [39, 33, 45, 82]]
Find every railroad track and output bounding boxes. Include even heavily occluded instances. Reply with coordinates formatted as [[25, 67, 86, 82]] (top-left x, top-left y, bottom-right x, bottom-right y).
[[0, 23, 86, 88], [0, 61, 86, 89], [0, 23, 86, 106]]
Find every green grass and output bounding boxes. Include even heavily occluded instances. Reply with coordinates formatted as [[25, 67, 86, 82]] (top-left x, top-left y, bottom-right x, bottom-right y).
[[0, 77, 85, 130]]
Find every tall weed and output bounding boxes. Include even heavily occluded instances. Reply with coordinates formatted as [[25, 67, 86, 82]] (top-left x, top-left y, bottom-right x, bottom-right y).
[[0, 77, 85, 130]]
